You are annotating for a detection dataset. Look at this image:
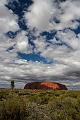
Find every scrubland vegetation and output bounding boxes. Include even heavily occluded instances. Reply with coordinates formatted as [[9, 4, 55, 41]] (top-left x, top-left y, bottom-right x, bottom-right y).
[[0, 89, 80, 120]]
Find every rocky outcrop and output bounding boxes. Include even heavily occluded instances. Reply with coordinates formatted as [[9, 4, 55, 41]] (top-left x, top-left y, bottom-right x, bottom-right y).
[[24, 82, 67, 90]]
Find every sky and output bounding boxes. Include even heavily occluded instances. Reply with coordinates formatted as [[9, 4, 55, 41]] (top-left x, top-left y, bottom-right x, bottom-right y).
[[0, 0, 80, 89]]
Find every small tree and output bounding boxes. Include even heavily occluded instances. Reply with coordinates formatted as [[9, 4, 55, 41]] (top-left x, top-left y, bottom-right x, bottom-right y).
[[11, 80, 15, 89]]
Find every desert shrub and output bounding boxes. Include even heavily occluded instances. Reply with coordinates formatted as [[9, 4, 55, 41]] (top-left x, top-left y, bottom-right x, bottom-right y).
[[28, 95, 50, 105], [0, 90, 80, 120], [0, 98, 26, 120], [47, 97, 80, 120], [0, 90, 9, 100], [25, 102, 50, 120]]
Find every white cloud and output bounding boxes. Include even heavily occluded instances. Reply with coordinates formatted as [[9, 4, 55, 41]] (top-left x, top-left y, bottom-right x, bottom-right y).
[[0, 0, 19, 63], [0, 33, 17, 61], [0, 2, 19, 63], [0, 0, 19, 33], [56, 29, 80, 50], [25, 0, 80, 31], [0, 0, 7, 6], [0, 60, 67, 82], [60, 0, 80, 22], [25, 0, 55, 31], [40, 29, 80, 68], [24, 0, 80, 73], [16, 31, 33, 53]]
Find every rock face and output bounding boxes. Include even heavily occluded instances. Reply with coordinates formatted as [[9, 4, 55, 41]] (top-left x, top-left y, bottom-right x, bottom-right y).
[[24, 82, 67, 90]]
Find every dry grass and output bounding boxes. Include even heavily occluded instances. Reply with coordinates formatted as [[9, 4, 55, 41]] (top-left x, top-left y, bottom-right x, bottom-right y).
[[0, 89, 80, 120]]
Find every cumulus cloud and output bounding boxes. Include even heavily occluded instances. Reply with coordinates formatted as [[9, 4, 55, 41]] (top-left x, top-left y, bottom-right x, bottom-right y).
[[0, 0, 7, 6], [25, 0, 55, 31], [24, 0, 80, 66], [41, 29, 80, 68], [0, 0, 19, 33], [0, 0, 19, 63], [56, 29, 80, 50], [60, 0, 80, 22], [25, 0, 80, 31], [16, 31, 29, 53], [53, 0, 80, 30]]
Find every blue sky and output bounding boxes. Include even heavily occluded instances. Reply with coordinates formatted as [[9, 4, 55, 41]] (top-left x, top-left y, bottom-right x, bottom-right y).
[[0, 0, 80, 89]]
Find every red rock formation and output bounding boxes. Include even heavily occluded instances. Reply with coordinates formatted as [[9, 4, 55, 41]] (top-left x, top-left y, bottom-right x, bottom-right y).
[[24, 82, 67, 90]]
